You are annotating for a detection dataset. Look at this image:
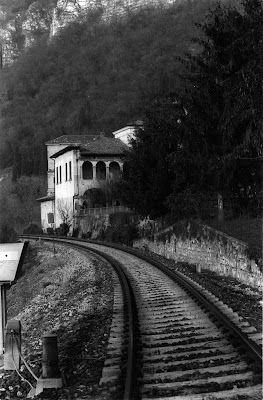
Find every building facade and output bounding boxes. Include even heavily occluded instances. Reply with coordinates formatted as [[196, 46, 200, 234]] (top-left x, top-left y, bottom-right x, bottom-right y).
[[38, 127, 134, 233]]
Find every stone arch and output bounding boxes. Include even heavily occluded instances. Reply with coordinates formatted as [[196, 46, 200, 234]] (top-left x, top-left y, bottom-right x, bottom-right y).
[[82, 161, 93, 180], [109, 161, 121, 179], [96, 161, 106, 180]]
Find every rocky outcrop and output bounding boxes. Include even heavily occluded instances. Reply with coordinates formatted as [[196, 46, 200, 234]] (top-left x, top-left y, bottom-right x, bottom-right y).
[[50, 0, 175, 36], [1, 0, 175, 64]]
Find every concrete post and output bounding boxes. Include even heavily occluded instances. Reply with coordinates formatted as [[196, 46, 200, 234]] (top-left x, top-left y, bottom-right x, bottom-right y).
[[28, 334, 63, 398], [196, 264, 202, 273], [42, 334, 61, 378], [0, 285, 7, 355]]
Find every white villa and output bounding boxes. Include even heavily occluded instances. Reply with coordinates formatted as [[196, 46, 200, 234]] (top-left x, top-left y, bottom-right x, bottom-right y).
[[37, 124, 139, 233]]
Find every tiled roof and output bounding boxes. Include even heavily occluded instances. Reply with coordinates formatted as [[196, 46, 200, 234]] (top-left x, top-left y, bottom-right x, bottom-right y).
[[49, 136, 129, 158], [46, 135, 98, 145], [80, 137, 129, 154]]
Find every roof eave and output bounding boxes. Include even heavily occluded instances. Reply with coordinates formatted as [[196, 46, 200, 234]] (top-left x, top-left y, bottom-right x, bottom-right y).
[[50, 146, 79, 159], [36, 195, 55, 202], [80, 152, 127, 157]]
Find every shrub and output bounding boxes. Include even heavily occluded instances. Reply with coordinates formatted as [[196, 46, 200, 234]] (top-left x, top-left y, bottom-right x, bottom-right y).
[[23, 222, 43, 235], [0, 223, 18, 243], [72, 227, 79, 237], [47, 228, 55, 235], [59, 223, 70, 236], [103, 223, 138, 246], [81, 231, 92, 240], [53, 224, 69, 236]]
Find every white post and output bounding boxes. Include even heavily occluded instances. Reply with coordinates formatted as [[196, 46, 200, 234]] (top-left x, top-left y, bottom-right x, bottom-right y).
[[0, 285, 3, 355], [0, 285, 7, 354]]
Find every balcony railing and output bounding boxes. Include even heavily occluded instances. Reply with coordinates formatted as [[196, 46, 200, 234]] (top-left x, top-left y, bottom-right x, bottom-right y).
[[76, 205, 131, 216]]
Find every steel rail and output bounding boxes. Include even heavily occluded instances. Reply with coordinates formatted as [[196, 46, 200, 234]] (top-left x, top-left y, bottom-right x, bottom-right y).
[[20, 235, 135, 400], [20, 234, 262, 369], [63, 241, 135, 400], [91, 238, 262, 367]]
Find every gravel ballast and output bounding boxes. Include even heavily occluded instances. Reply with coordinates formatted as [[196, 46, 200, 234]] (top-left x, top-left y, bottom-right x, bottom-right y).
[[135, 248, 262, 333]]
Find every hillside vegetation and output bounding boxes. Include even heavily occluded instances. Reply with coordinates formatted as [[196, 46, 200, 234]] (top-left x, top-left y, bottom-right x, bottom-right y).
[[0, 0, 261, 241], [1, 0, 235, 177], [0, 169, 46, 237], [119, 0, 262, 220]]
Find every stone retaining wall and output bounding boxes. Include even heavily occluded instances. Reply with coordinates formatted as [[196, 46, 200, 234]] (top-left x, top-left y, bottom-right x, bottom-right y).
[[133, 220, 263, 289], [76, 211, 137, 239], [76, 214, 110, 238]]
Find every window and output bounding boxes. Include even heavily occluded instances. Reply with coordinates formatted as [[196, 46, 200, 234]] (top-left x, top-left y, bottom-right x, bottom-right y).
[[96, 161, 106, 180], [65, 163, 68, 181], [69, 161, 72, 180], [82, 161, 93, 180], [59, 166, 62, 183], [56, 167, 58, 184], [109, 162, 121, 178]]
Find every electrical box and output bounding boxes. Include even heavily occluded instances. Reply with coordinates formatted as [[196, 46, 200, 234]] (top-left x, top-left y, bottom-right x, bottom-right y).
[[47, 213, 54, 224], [0, 242, 27, 284], [0, 242, 27, 355], [4, 320, 21, 370]]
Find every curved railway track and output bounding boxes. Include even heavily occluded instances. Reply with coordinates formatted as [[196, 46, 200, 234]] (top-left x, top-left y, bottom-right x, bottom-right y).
[[20, 235, 262, 400]]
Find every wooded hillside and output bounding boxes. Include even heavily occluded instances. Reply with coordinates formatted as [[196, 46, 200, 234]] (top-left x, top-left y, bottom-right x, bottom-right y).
[[0, 0, 261, 237], [0, 0, 234, 178]]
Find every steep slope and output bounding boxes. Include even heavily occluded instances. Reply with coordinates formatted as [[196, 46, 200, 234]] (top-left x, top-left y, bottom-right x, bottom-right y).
[[1, 0, 216, 177], [2, 241, 113, 399], [51, 0, 176, 35]]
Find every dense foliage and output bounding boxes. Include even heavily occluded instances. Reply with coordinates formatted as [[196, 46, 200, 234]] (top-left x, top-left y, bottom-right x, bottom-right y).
[[121, 0, 263, 219], [1, 0, 221, 178], [0, 174, 46, 238], [0, 0, 261, 226], [121, 93, 186, 217]]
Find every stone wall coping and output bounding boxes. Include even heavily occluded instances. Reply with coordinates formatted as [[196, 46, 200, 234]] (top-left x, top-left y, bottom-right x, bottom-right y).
[[154, 221, 248, 249], [199, 222, 248, 247]]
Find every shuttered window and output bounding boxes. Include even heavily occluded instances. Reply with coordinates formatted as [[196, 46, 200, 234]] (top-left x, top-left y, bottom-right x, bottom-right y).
[[69, 161, 72, 180]]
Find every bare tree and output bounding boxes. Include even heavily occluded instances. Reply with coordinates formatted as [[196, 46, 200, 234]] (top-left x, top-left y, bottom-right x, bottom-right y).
[[57, 199, 73, 229]]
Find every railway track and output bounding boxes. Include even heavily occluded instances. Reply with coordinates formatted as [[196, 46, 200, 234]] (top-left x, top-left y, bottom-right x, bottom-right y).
[[20, 236, 262, 400]]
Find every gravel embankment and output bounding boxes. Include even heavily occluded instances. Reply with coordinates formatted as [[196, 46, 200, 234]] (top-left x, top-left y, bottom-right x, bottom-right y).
[[0, 241, 114, 400]]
